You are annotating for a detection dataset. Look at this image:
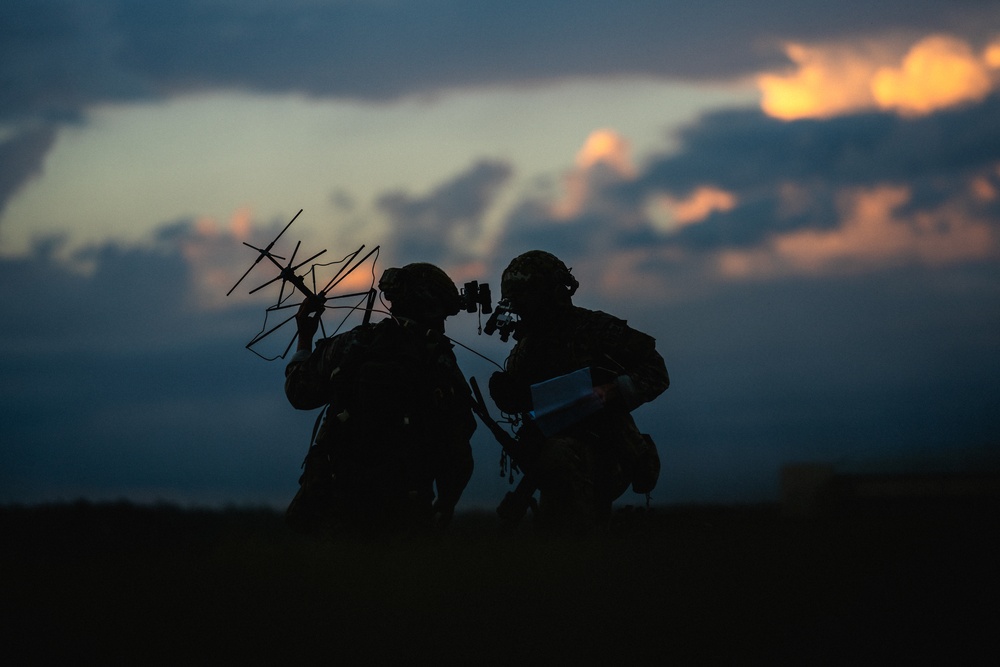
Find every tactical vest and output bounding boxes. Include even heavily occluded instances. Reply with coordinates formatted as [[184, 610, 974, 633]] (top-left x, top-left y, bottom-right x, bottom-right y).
[[317, 318, 467, 453]]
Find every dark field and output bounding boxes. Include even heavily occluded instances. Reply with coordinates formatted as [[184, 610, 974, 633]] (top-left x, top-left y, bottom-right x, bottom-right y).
[[2, 499, 997, 665]]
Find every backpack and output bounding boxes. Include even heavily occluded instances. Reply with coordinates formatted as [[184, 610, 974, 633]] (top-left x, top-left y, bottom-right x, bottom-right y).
[[615, 425, 661, 495]]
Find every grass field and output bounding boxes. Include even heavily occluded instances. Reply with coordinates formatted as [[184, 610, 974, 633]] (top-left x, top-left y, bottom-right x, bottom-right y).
[[2, 499, 996, 665]]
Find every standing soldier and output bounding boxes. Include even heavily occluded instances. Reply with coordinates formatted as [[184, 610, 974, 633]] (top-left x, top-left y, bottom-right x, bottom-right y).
[[284, 263, 476, 535], [488, 250, 669, 532]]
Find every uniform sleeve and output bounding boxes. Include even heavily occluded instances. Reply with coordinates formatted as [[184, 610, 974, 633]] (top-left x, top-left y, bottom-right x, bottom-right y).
[[284, 335, 344, 410], [596, 316, 670, 411]]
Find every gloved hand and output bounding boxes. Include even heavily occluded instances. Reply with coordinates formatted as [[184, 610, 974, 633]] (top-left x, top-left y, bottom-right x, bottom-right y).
[[294, 296, 325, 351], [489, 370, 532, 413]]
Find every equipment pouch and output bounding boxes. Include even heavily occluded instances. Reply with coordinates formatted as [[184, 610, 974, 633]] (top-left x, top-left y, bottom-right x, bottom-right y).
[[630, 433, 661, 495]]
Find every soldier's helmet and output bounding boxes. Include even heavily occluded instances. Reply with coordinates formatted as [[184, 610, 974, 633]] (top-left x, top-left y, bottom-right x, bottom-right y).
[[379, 262, 462, 319], [501, 250, 579, 305]]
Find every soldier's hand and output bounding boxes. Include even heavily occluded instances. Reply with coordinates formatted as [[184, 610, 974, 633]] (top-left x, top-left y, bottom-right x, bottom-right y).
[[593, 381, 621, 406], [489, 371, 524, 413], [295, 297, 324, 346], [488, 371, 509, 403]]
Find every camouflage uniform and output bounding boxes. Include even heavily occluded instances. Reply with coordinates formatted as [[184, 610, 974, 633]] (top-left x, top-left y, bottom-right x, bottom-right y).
[[285, 264, 476, 534], [489, 251, 669, 529]]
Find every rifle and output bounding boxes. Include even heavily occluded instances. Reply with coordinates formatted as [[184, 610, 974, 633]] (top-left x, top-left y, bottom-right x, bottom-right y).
[[468, 377, 538, 522]]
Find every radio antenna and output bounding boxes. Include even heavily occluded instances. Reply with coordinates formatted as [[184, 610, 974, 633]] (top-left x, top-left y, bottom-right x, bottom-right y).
[[226, 209, 301, 296], [226, 209, 382, 360]]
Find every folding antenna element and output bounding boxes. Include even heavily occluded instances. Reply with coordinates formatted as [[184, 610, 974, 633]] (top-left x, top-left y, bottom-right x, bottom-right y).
[[226, 209, 301, 297], [226, 209, 381, 360]]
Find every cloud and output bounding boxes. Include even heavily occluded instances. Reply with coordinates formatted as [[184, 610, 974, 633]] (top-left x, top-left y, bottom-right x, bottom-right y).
[[0, 227, 233, 356], [758, 33, 1000, 119], [3, 1, 1000, 506], [3, 1, 998, 215], [550, 129, 635, 220], [872, 35, 997, 116], [716, 184, 998, 279], [482, 165, 1000, 496], [655, 186, 739, 228], [0, 215, 389, 505], [3, 141, 1000, 508], [574, 129, 635, 175], [988, 41, 1000, 68], [0, 125, 58, 217], [377, 159, 512, 266], [757, 41, 897, 120], [641, 94, 1000, 217], [489, 127, 664, 273], [484, 91, 1000, 305], [5, 0, 998, 124]]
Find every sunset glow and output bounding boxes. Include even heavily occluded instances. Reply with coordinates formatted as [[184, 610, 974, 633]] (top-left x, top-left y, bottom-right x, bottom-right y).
[[229, 207, 253, 241], [195, 216, 219, 237], [872, 35, 993, 116], [663, 186, 738, 226], [552, 129, 634, 219], [757, 43, 879, 120], [575, 128, 634, 176], [717, 184, 998, 278], [986, 41, 1000, 68], [759, 34, 1000, 120], [5, 0, 1000, 519], [971, 176, 998, 202]]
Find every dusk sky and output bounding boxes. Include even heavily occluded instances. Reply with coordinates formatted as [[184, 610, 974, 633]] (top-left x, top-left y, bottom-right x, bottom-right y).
[[3, 0, 1000, 511]]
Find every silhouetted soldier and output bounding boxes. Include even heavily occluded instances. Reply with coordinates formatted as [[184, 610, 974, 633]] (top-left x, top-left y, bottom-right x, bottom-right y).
[[284, 263, 476, 535], [488, 250, 669, 532]]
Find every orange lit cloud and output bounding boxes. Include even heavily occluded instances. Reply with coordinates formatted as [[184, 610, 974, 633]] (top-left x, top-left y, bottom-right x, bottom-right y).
[[593, 247, 683, 297], [229, 207, 253, 241], [661, 186, 738, 227], [986, 40, 1000, 68], [758, 34, 1000, 120], [971, 175, 998, 202], [446, 259, 489, 285], [758, 42, 882, 120], [715, 184, 998, 279], [552, 129, 634, 219], [575, 129, 635, 176], [173, 206, 308, 311], [194, 216, 219, 237], [873, 35, 993, 116]]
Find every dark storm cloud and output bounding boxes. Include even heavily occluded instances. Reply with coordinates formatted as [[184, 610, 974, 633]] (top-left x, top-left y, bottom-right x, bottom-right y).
[[2, 160, 1000, 509], [495, 94, 1000, 256], [478, 89, 1000, 502], [4, 0, 997, 121], [480, 220, 1000, 503], [1, 225, 209, 354], [3, 0, 997, 214], [639, 95, 1000, 250], [0, 226, 328, 506], [377, 159, 512, 265], [641, 94, 1000, 194], [499, 202, 637, 266], [0, 217, 536, 508], [0, 126, 58, 217]]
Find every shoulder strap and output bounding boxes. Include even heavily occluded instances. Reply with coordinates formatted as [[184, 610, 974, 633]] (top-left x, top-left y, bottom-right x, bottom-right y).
[[298, 404, 329, 470]]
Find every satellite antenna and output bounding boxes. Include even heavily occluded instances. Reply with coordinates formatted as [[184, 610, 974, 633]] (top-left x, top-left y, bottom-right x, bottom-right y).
[[227, 209, 382, 359]]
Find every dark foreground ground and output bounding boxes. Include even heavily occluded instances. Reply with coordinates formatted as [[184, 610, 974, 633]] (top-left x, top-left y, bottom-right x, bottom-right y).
[[2, 499, 997, 665]]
